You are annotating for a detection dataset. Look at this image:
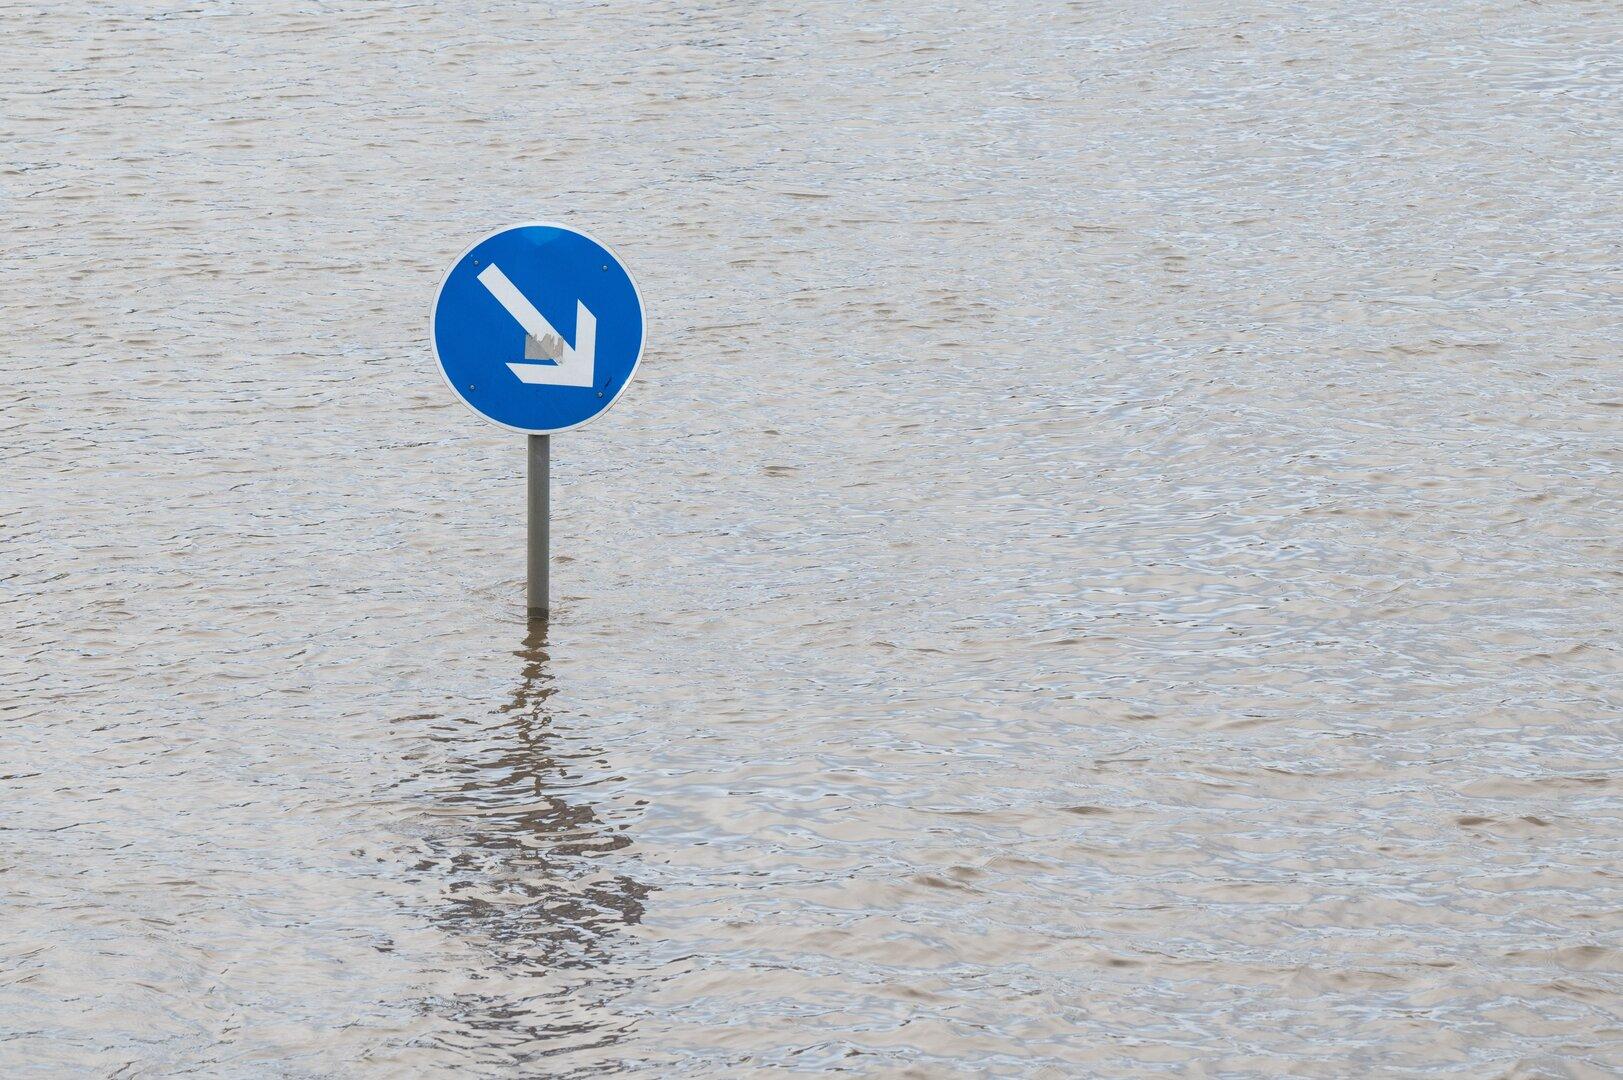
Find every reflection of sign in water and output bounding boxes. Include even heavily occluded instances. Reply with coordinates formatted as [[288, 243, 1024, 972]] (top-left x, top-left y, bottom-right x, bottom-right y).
[[409, 625, 648, 1049]]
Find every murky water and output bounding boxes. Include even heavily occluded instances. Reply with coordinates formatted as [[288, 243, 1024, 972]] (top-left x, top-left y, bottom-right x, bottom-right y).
[[4, 1, 1621, 1075]]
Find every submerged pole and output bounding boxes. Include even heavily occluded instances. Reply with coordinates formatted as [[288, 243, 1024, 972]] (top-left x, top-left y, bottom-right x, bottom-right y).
[[527, 433, 550, 618]]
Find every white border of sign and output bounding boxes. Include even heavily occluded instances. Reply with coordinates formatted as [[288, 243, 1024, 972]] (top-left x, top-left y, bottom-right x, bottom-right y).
[[430, 221, 648, 436]]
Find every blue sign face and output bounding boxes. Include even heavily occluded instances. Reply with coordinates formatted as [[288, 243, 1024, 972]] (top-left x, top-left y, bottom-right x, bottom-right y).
[[432, 223, 645, 434]]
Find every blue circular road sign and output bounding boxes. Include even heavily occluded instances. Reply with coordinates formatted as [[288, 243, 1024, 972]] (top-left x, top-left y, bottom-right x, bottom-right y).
[[431, 223, 646, 434]]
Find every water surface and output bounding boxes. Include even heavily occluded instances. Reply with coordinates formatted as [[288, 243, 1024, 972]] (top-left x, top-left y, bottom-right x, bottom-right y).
[[3, 0, 1620, 1075]]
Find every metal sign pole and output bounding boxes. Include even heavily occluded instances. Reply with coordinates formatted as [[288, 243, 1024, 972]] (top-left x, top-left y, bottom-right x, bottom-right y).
[[527, 433, 549, 618]]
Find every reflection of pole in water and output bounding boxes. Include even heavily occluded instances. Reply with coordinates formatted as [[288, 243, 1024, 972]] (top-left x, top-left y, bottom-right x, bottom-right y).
[[416, 620, 648, 1055]]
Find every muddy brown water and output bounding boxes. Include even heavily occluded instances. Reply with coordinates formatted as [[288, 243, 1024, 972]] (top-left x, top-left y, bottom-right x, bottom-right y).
[[3, 1, 1620, 1076]]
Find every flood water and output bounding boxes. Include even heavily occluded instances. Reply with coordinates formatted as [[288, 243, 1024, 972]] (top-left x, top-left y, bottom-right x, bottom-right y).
[[3, 1, 1621, 1075]]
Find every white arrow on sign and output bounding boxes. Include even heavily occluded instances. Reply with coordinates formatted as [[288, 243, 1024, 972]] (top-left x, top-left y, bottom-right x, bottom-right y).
[[476, 263, 597, 387]]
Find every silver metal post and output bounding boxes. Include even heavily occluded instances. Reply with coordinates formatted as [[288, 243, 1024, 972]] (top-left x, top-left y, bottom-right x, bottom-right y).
[[527, 434, 550, 618]]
